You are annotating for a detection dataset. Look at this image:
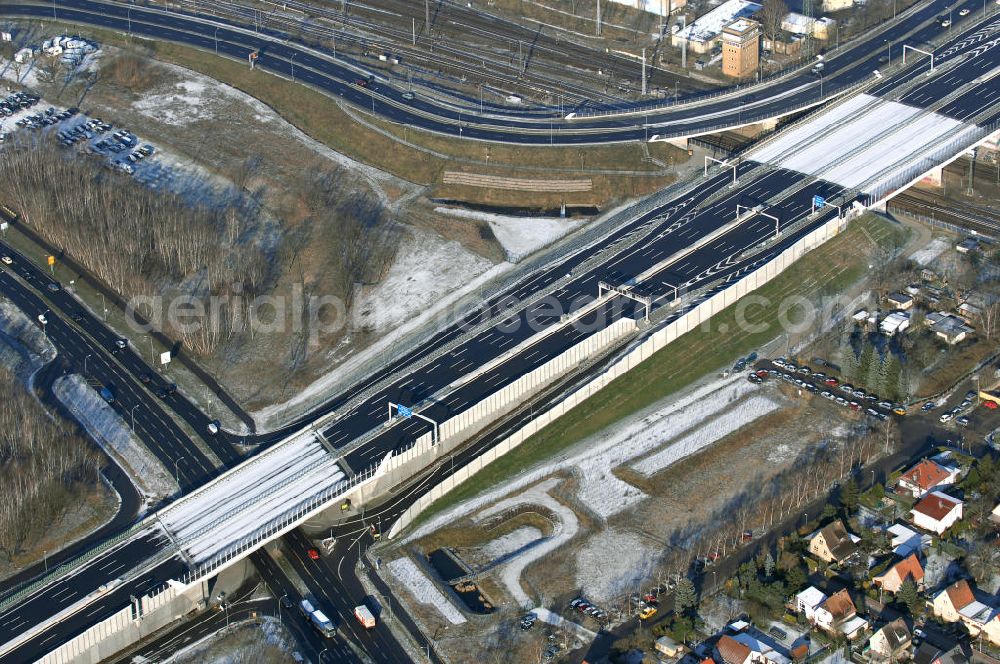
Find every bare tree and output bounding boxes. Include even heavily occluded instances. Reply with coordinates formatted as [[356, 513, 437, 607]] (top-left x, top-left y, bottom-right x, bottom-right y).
[[756, 0, 788, 42]]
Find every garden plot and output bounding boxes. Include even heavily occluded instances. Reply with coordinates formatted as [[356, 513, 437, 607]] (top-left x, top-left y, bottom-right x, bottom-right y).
[[386, 556, 467, 625]]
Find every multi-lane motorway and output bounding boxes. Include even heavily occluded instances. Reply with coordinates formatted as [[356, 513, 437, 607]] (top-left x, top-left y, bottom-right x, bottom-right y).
[[0, 0, 984, 143], [0, 3, 998, 662]]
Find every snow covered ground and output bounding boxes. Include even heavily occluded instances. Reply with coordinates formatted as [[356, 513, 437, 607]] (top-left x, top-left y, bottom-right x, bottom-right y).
[[479, 526, 544, 563], [253, 234, 511, 428], [575, 528, 658, 604], [434, 207, 585, 262], [531, 607, 596, 642], [408, 372, 769, 538], [386, 556, 467, 625], [908, 237, 949, 265], [53, 374, 178, 502], [0, 300, 57, 371], [631, 394, 780, 477], [473, 479, 580, 608], [356, 229, 498, 332]]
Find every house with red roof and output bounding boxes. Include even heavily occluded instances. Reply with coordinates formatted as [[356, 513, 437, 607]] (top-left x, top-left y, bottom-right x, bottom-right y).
[[873, 553, 924, 593], [896, 459, 960, 498], [909, 491, 963, 535]]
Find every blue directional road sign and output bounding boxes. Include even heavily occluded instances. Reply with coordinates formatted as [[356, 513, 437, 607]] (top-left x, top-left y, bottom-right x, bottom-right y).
[[397, 404, 413, 418], [813, 195, 826, 209]]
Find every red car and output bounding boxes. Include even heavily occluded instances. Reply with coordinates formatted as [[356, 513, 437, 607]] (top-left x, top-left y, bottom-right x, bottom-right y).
[[984, 400, 998, 410], [307, 548, 320, 560], [824, 377, 839, 386]]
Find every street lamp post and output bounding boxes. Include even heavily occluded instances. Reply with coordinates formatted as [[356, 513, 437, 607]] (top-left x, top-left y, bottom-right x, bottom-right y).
[[84, 353, 91, 375], [174, 456, 185, 485], [130, 404, 139, 432], [290, 52, 297, 82], [214, 27, 219, 55]]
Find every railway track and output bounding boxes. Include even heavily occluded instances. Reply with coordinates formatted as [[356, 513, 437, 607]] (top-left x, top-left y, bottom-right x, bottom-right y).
[[888, 189, 1000, 238]]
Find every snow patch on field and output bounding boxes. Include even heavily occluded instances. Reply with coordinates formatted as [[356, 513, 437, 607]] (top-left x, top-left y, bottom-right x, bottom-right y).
[[632, 395, 780, 476], [475, 479, 579, 607], [480, 526, 543, 562], [252, 234, 510, 427], [434, 207, 585, 262], [909, 237, 949, 265], [407, 373, 760, 538], [531, 607, 597, 642], [358, 229, 497, 332], [575, 529, 658, 604], [386, 556, 467, 625], [54, 375, 178, 502], [0, 300, 57, 366]]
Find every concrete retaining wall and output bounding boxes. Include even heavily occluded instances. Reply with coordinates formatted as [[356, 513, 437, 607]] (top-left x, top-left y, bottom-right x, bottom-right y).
[[388, 212, 849, 538], [37, 582, 205, 664]]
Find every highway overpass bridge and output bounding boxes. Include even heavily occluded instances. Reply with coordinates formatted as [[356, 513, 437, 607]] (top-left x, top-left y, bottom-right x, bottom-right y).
[[2, 7, 1000, 664]]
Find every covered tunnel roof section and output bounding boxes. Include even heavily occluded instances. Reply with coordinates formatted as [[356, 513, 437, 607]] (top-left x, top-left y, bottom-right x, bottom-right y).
[[157, 431, 346, 564]]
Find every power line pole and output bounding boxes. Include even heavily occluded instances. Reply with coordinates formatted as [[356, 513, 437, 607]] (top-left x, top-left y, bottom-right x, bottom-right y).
[[412, 17, 416, 45], [596, 0, 602, 36], [425, 0, 430, 34]]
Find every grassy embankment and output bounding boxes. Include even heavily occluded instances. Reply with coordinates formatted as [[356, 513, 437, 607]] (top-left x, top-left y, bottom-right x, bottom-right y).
[[414, 214, 909, 524], [31, 20, 684, 208]]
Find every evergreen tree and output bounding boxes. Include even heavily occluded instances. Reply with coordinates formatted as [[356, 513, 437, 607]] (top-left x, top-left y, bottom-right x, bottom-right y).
[[884, 354, 902, 401], [858, 342, 875, 389], [839, 478, 859, 514], [763, 552, 775, 579], [897, 577, 921, 614], [784, 565, 807, 592], [674, 578, 698, 615]]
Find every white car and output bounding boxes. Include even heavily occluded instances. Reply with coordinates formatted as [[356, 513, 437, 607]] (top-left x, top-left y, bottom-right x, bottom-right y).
[[959, 8, 970, 15], [37, 313, 47, 325], [0, 256, 11, 265], [940, 18, 952, 26], [207, 420, 220, 435], [939, 411, 954, 423]]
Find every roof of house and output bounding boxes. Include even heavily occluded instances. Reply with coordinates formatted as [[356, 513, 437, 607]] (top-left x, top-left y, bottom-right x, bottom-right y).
[[814, 520, 858, 560], [717, 634, 753, 664], [879, 553, 925, 585], [679, 0, 762, 43], [875, 618, 911, 650], [912, 491, 962, 522], [899, 459, 952, 491], [888, 292, 914, 304], [943, 579, 976, 611], [797, 586, 827, 609], [821, 589, 857, 621], [732, 633, 790, 664]]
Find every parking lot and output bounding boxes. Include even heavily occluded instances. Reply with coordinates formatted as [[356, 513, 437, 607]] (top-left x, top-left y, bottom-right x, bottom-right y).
[[1, 90, 161, 184]]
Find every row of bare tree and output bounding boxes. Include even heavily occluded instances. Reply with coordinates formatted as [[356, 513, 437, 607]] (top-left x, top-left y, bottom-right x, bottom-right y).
[[0, 137, 399, 357], [0, 366, 101, 561]]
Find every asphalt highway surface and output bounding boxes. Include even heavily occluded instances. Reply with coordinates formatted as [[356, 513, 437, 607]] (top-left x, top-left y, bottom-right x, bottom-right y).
[[1, 5, 999, 663], [0, 0, 988, 143]]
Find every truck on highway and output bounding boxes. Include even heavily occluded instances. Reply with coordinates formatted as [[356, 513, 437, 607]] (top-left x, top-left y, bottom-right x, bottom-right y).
[[309, 609, 336, 638], [354, 604, 376, 629]]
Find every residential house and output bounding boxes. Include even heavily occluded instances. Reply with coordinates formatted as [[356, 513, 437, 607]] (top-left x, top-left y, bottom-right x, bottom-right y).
[[867, 618, 911, 663], [815, 589, 867, 639], [896, 459, 960, 498], [716, 634, 753, 664], [931, 580, 1000, 645], [873, 553, 924, 593], [656, 635, 685, 659], [795, 586, 827, 623], [913, 641, 968, 664], [808, 520, 859, 564], [880, 311, 910, 336], [910, 492, 963, 535], [886, 524, 930, 557], [887, 292, 914, 310], [732, 633, 791, 664], [925, 312, 974, 345]]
